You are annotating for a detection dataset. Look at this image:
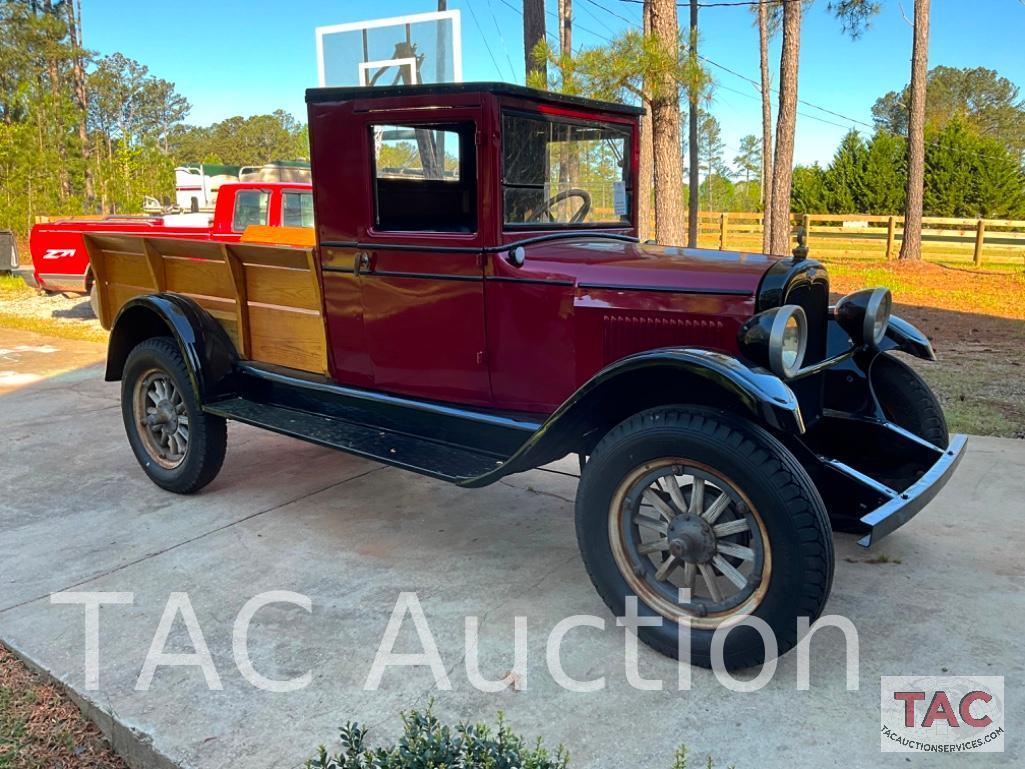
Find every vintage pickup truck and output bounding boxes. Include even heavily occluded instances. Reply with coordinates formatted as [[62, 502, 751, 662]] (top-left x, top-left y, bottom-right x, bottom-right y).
[[87, 83, 965, 670], [25, 181, 314, 314]]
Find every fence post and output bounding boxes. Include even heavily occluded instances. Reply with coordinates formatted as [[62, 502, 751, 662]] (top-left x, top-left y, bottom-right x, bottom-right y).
[[801, 213, 811, 252], [718, 212, 729, 250], [974, 219, 986, 266], [885, 216, 896, 259]]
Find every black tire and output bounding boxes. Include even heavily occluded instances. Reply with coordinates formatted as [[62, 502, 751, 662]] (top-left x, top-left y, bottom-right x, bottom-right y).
[[871, 352, 949, 448], [121, 337, 226, 494], [88, 281, 100, 319], [575, 406, 834, 670]]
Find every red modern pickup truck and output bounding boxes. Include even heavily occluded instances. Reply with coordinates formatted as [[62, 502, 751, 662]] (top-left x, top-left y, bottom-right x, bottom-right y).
[[25, 182, 313, 310]]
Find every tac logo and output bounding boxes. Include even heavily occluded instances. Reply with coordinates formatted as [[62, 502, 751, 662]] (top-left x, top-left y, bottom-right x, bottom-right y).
[[880, 676, 1004, 753], [42, 248, 76, 259]]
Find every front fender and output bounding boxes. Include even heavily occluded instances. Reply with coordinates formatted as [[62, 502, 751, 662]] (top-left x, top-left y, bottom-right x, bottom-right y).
[[462, 348, 802, 487], [881, 314, 936, 360], [105, 293, 238, 401]]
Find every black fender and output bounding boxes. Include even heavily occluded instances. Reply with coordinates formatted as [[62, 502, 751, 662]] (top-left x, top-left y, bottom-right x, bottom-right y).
[[881, 314, 936, 360], [462, 347, 803, 487], [104, 293, 239, 401]]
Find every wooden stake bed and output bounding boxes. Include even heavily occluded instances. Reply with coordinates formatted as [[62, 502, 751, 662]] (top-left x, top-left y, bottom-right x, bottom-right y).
[[84, 232, 328, 374]]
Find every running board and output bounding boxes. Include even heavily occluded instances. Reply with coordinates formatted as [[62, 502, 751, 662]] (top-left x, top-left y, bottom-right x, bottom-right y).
[[204, 397, 508, 483]]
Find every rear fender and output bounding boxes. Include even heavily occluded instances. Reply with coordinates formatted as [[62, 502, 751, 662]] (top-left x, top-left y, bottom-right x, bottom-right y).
[[105, 293, 238, 401], [463, 348, 802, 487]]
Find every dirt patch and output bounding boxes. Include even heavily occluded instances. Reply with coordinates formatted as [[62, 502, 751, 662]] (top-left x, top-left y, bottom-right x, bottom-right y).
[[827, 259, 1025, 438], [0, 644, 127, 769], [0, 277, 106, 343]]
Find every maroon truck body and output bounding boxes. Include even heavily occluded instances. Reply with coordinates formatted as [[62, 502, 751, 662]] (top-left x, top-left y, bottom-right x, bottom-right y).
[[26, 182, 312, 294], [95, 83, 966, 670]]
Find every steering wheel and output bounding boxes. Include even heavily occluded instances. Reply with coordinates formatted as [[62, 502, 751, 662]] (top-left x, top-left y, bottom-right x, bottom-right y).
[[535, 188, 592, 224]]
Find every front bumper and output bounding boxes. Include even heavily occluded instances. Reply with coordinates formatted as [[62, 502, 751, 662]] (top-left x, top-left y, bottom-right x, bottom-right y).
[[850, 433, 966, 546], [795, 414, 968, 546]]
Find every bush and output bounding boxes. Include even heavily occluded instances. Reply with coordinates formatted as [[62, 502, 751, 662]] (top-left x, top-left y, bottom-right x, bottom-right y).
[[307, 704, 733, 769], [307, 704, 568, 769]]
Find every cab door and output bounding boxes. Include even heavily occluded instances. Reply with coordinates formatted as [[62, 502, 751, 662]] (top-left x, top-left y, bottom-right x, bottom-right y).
[[358, 116, 491, 406]]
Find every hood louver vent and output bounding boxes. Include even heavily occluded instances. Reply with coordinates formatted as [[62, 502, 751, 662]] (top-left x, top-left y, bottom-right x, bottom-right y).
[[603, 313, 725, 364]]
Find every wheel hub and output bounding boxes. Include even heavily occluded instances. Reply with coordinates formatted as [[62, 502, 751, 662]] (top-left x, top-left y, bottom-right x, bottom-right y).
[[667, 512, 717, 564]]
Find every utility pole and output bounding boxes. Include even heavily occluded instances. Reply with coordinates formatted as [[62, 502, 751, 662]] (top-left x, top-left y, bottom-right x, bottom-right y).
[[687, 0, 699, 247]]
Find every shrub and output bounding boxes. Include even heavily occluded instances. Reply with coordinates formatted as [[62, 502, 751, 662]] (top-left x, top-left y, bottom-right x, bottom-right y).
[[307, 704, 734, 769], [307, 704, 569, 769]]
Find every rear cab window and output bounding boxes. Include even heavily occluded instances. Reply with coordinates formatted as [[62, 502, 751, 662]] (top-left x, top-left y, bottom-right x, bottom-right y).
[[282, 191, 315, 228], [232, 189, 270, 232]]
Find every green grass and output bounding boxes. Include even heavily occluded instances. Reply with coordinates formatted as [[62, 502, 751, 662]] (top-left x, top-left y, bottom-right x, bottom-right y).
[[0, 274, 34, 299], [0, 312, 107, 343]]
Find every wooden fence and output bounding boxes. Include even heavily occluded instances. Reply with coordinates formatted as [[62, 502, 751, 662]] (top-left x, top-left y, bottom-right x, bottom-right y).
[[690, 212, 1025, 266]]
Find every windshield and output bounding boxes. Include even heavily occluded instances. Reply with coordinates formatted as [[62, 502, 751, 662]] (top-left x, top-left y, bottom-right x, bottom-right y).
[[502, 111, 632, 228]]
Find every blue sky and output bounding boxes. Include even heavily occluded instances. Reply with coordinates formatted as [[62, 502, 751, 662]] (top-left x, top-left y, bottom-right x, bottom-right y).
[[81, 0, 1025, 168]]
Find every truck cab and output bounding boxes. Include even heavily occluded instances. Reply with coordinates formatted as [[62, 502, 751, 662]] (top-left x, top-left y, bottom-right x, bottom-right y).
[[89, 83, 965, 671]]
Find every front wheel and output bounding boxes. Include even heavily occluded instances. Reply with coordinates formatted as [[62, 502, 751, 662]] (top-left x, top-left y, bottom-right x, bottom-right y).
[[575, 407, 834, 670], [121, 337, 227, 494]]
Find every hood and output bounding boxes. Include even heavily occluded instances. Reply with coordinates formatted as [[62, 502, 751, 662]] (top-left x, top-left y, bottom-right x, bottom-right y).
[[515, 239, 780, 297]]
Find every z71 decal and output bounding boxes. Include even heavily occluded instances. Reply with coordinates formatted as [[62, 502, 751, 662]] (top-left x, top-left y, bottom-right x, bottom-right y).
[[42, 248, 76, 260]]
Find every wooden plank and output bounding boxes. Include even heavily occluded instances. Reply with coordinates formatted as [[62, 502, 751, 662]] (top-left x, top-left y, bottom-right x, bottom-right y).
[[142, 239, 166, 291], [163, 256, 235, 298], [245, 265, 319, 310], [227, 242, 312, 270], [145, 237, 225, 260], [103, 250, 154, 289], [248, 305, 327, 373], [81, 235, 111, 329], [222, 244, 251, 359], [302, 246, 325, 316]]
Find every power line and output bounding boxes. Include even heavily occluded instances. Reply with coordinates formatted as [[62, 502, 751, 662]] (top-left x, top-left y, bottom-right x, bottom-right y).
[[617, 0, 806, 8], [465, 1, 509, 82]]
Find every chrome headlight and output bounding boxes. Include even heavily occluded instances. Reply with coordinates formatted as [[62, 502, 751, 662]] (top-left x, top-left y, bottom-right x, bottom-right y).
[[835, 287, 892, 348], [738, 304, 808, 379]]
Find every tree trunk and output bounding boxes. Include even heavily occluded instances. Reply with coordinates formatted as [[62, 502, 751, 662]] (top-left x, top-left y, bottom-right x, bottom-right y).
[[758, 0, 773, 252], [650, 0, 686, 246], [68, 0, 94, 206], [768, 0, 801, 255], [523, 0, 546, 86], [898, 0, 930, 262], [636, 2, 654, 241], [686, 0, 699, 247], [43, 0, 71, 201]]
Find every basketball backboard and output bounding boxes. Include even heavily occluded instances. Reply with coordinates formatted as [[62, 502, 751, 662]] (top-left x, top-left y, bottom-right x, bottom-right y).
[[316, 10, 462, 88]]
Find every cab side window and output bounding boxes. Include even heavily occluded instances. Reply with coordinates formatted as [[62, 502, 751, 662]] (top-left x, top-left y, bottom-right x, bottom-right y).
[[370, 122, 477, 233], [282, 191, 315, 228], [232, 190, 270, 232]]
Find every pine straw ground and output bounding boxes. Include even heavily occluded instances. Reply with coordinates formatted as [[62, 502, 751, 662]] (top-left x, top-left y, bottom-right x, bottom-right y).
[[826, 258, 1025, 438], [0, 645, 126, 769]]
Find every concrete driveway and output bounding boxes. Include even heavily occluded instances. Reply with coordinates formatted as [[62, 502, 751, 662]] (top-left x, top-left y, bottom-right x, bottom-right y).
[[0, 327, 1022, 769]]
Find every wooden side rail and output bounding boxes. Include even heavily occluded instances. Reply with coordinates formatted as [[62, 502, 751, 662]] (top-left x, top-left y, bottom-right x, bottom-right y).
[[84, 233, 328, 375]]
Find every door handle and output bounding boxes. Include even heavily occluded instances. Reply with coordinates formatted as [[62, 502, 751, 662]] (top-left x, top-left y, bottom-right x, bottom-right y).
[[354, 251, 371, 275]]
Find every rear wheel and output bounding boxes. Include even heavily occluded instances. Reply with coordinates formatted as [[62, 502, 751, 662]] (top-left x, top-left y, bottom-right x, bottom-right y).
[[575, 406, 834, 670], [871, 352, 949, 448], [121, 337, 226, 493]]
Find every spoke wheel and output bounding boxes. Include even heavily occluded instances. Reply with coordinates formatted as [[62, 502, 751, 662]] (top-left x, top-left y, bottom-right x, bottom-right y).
[[133, 368, 190, 469], [122, 338, 226, 494], [610, 459, 770, 629]]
